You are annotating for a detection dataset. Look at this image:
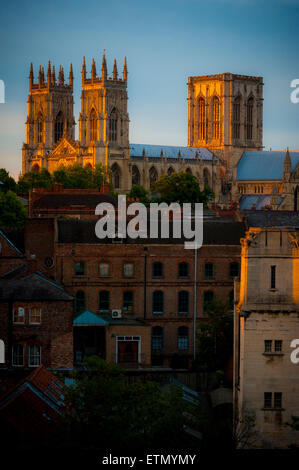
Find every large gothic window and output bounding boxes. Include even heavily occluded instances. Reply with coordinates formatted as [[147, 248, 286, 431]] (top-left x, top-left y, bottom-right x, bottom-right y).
[[198, 98, 205, 140], [111, 163, 120, 189], [37, 114, 44, 144], [90, 109, 97, 141], [55, 111, 64, 143], [167, 167, 174, 176], [132, 165, 140, 186], [212, 97, 220, 140], [246, 97, 253, 140], [149, 167, 158, 185], [109, 108, 117, 142], [233, 97, 241, 139]]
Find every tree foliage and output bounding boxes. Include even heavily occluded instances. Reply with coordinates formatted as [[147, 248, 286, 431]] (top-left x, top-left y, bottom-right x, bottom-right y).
[[0, 169, 17, 193], [62, 356, 200, 451], [127, 184, 151, 206], [152, 171, 214, 206], [194, 297, 233, 372], [0, 190, 27, 228]]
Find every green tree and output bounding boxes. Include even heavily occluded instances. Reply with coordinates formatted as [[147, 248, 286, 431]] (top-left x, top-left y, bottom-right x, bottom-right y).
[[194, 297, 233, 372], [152, 171, 213, 206], [127, 184, 151, 206], [0, 190, 27, 228], [0, 169, 17, 193], [53, 163, 111, 190], [17, 168, 53, 194], [62, 356, 199, 451]]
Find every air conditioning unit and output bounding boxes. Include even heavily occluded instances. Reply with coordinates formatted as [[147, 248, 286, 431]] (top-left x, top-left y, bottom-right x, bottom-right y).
[[111, 309, 122, 319]]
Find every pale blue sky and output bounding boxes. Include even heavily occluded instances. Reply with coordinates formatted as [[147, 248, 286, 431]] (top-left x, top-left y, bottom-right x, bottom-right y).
[[0, 0, 299, 177]]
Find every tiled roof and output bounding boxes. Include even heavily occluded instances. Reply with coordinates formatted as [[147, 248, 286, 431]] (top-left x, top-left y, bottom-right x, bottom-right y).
[[130, 143, 214, 161], [33, 192, 116, 208], [58, 218, 245, 245], [237, 151, 299, 181], [0, 229, 25, 254], [0, 272, 73, 301]]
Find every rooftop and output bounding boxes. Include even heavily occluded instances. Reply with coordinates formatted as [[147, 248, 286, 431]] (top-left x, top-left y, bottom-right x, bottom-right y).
[[130, 143, 214, 161], [237, 151, 299, 181]]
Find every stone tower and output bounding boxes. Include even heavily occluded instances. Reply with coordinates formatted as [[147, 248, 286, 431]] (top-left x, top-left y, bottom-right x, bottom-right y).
[[78, 54, 130, 168], [22, 62, 75, 173], [188, 73, 263, 175]]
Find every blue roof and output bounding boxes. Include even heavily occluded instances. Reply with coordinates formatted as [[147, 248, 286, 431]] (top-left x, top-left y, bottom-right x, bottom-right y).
[[237, 151, 299, 181], [73, 309, 108, 326], [130, 143, 214, 160], [239, 195, 283, 210]]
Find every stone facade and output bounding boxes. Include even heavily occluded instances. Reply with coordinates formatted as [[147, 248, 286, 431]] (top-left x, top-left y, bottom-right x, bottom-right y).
[[234, 227, 299, 448]]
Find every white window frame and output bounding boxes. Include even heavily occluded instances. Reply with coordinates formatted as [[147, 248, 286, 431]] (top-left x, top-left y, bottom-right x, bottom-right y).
[[13, 307, 25, 325], [12, 344, 24, 367], [28, 345, 41, 367], [29, 307, 42, 325]]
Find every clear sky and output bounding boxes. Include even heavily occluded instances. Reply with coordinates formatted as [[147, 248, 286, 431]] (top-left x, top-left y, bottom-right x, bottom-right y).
[[0, 0, 299, 178]]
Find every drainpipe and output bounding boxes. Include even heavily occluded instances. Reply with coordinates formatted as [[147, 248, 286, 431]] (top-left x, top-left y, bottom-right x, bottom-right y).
[[143, 247, 148, 320], [193, 246, 198, 361]]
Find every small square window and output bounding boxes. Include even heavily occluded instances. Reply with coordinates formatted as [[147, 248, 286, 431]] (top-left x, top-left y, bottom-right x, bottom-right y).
[[29, 345, 41, 367], [99, 262, 110, 277], [29, 307, 41, 324], [264, 340, 272, 353], [13, 307, 25, 324], [275, 340, 282, 352], [152, 262, 163, 278], [264, 392, 272, 408], [123, 262, 134, 278], [274, 392, 282, 409], [229, 262, 240, 278]]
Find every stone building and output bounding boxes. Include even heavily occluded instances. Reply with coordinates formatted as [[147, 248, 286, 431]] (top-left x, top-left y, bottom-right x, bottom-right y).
[[234, 226, 299, 448]]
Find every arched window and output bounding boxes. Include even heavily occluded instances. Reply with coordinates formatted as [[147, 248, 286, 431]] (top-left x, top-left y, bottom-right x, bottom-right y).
[[152, 262, 163, 278], [75, 290, 86, 314], [132, 165, 140, 185], [178, 291, 189, 314], [123, 290, 134, 313], [90, 108, 97, 141], [204, 262, 214, 279], [246, 97, 254, 140], [212, 97, 220, 139], [109, 108, 117, 142], [203, 168, 210, 187], [111, 163, 120, 189], [149, 166, 158, 185], [55, 111, 64, 143], [203, 290, 214, 313], [177, 326, 189, 350], [198, 98, 205, 140], [32, 163, 40, 173], [37, 114, 44, 144], [178, 262, 189, 278], [152, 291, 164, 314], [167, 167, 174, 176], [233, 97, 241, 139], [152, 326, 164, 350], [99, 290, 110, 312], [186, 168, 192, 174]]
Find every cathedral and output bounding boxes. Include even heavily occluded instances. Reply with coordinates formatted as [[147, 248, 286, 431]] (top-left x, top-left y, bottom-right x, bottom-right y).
[[22, 55, 299, 210]]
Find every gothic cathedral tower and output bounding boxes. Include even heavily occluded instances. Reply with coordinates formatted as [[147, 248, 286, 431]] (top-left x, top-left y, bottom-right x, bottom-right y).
[[22, 62, 75, 173], [78, 54, 130, 168], [188, 73, 263, 177]]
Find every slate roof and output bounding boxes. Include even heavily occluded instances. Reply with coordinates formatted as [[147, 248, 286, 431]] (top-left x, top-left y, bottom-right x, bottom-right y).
[[239, 195, 283, 210], [245, 211, 299, 228], [237, 151, 299, 181], [33, 192, 116, 208], [58, 218, 245, 245], [0, 273, 73, 301], [0, 229, 25, 254], [130, 143, 214, 161]]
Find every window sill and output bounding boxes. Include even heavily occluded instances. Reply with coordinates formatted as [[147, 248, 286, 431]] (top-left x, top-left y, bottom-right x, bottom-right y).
[[261, 408, 284, 412], [152, 312, 164, 315], [263, 352, 284, 357], [269, 288, 278, 292]]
